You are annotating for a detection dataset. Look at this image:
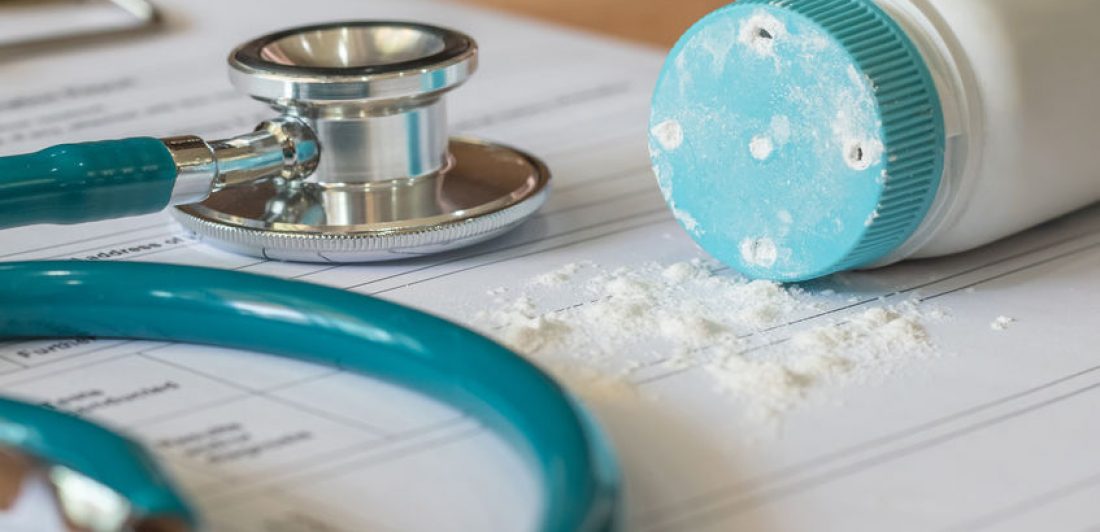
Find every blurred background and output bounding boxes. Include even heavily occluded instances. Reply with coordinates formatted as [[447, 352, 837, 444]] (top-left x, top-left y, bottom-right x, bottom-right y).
[[459, 0, 730, 46]]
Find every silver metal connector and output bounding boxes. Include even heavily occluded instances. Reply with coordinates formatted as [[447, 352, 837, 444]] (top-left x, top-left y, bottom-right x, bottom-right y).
[[162, 135, 217, 205], [162, 116, 321, 205]]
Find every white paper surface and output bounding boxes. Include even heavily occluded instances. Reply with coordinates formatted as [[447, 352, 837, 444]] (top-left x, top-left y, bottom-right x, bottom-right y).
[[2, 0, 1100, 530]]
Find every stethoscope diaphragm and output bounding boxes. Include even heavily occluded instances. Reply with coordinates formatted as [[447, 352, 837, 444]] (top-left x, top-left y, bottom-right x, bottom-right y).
[[173, 21, 551, 262]]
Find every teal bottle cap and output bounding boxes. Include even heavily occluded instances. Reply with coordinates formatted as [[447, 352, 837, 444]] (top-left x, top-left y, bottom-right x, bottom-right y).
[[650, 0, 945, 282]]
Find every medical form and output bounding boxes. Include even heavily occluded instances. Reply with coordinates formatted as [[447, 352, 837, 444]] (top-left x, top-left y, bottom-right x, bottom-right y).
[[1, 0, 1100, 530]]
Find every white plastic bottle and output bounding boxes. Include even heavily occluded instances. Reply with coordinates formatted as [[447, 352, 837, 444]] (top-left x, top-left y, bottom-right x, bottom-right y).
[[649, 0, 1100, 282]]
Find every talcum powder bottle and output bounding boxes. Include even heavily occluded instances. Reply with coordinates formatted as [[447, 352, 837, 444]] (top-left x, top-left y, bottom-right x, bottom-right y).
[[650, 0, 1100, 281]]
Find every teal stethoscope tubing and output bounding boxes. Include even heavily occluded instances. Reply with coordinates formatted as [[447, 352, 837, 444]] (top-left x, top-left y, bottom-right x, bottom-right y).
[[0, 261, 620, 531]]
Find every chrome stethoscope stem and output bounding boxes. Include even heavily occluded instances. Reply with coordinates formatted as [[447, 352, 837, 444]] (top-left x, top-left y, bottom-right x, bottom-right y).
[[162, 116, 320, 205]]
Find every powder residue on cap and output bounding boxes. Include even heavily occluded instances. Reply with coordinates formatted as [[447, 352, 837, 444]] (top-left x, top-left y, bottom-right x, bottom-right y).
[[749, 113, 795, 162], [864, 209, 881, 227], [843, 138, 884, 171], [652, 160, 673, 202], [834, 65, 885, 172], [672, 205, 703, 236], [770, 115, 792, 145], [476, 260, 942, 423], [738, 10, 786, 58], [650, 119, 684, 151], [740, 237, 779, 268], [750, 135, 775, 161]]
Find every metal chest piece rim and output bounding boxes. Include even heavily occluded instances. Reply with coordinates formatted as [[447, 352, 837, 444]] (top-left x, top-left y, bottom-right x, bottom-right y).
[[172, 21, 550, 263]]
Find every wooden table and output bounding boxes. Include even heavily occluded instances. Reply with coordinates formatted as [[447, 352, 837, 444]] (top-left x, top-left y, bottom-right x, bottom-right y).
[[457, 0, 730, 47]]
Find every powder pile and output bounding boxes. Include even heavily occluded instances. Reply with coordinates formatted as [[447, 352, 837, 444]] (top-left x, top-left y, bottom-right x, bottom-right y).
[[711, 304, 935, 416], [476, 260, 939, 420]]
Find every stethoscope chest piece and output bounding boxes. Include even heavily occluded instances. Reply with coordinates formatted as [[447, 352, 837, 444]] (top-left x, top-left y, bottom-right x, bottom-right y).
[[173, 21, 550, 262]]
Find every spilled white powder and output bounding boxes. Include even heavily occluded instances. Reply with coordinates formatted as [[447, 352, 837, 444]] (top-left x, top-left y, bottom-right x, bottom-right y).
[[535, 261, 591, 286], [991, 316, 1016, 331], [477, 260, 939, 422], [750, 135, 774, 161]]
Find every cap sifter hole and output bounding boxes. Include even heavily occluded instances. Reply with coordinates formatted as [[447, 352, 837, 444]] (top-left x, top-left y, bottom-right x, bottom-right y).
[[845, 141, 871, 170]]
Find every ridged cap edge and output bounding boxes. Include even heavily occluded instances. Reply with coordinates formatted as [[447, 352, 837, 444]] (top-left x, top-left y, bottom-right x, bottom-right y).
[[735, 0, 946, 274]]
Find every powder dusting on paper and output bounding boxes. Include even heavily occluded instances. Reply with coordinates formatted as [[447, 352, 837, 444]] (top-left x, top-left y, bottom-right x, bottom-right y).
[[534, 261, 592, 287], [477, 260, 940, 421]]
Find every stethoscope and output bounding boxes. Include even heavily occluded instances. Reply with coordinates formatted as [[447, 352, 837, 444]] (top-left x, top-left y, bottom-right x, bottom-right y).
[[0, 21, 617, 532]]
